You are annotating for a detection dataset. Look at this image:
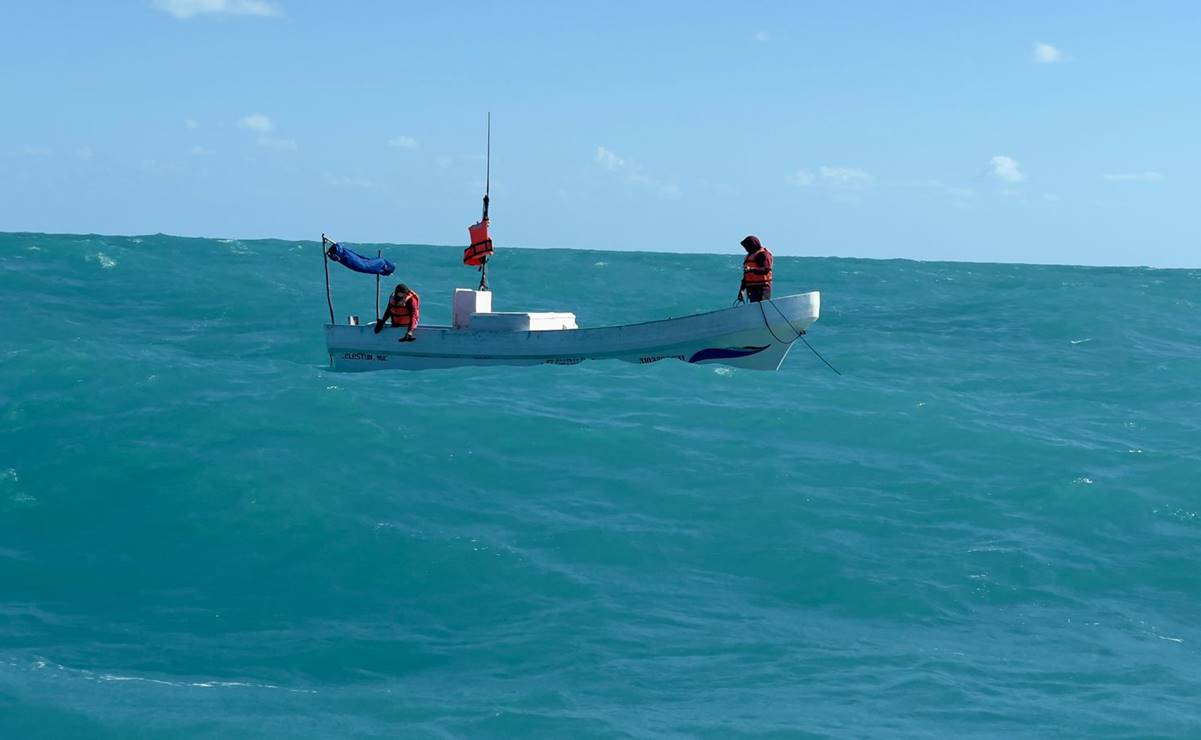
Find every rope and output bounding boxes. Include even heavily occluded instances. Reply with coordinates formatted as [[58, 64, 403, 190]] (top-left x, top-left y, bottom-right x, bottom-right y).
[[757, 299, 842, 375], [767, 298, 809, 339], [799, 335, 842, 375], [758, 300, 796, 345]]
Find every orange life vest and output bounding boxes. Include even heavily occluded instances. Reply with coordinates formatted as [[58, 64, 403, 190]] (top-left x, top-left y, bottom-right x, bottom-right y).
[[743, 247, 773, 286], [464, 219, 493, 266], [388, 291, 420, 327]]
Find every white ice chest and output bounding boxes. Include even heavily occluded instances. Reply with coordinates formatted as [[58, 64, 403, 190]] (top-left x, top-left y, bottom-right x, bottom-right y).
[[452, 289, 578, 332]]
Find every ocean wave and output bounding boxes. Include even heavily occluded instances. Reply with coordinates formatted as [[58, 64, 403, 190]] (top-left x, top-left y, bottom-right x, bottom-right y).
[[2, 231, 1200, 737]]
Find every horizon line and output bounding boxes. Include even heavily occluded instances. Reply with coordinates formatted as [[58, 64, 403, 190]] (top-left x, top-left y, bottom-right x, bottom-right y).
[[1, 229, 1194, 272]]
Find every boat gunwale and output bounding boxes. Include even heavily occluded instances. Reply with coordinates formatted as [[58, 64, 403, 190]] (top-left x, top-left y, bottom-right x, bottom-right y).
[[323, 291, 818, 337]]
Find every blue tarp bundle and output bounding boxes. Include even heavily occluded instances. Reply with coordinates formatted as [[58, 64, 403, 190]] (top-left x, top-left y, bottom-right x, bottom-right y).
[[325, 242, 395, 276]]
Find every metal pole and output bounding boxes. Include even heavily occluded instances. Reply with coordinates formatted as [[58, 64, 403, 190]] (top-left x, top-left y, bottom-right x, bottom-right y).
[[375, 250, 381, 320], [480, 113, 491, 291], [482, 112, 491, 221], [322, 234, 335, 324]]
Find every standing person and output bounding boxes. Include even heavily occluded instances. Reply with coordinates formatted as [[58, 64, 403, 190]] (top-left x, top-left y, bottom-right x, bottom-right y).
[[737, 235, 774, 303], [374, 284, 421, 342]]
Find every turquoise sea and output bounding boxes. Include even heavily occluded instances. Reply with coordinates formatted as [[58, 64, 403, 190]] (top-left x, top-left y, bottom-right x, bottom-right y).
[[1, 232, 1199, 738]]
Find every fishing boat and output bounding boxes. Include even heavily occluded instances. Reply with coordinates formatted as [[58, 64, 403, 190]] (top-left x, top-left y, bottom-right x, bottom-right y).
[[319, 115, 826, 373], [324, 289, 821, 371]]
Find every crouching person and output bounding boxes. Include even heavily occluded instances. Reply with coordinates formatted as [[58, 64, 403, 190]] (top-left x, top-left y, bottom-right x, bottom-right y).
[[374, 284, 420, 342]]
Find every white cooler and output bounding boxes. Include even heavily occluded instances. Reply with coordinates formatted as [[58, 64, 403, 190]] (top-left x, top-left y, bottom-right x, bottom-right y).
[[452, 289, 492, 329], [469, 312, 578, 332]]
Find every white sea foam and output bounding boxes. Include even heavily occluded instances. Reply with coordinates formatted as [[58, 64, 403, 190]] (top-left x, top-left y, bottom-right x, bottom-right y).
[[86, 251, 117, 269], [29, 658, 315, 694]]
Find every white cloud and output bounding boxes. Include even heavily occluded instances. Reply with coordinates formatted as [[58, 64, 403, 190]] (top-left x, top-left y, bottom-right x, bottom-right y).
[[238, 113, 274, 133], [140, 158, 183, 176], [152, 0, 280, 19], [237, 114, 294, 149], [185, 118, 199, 130], [20, 145, 54, 157], [786, 169, 816, 187], [75, 146, 93, 160], [594, 145, 679, 198], [257, 137, 297, 150], [910, 179, 976, 205], [701, 180, 739, 198], [434, 153, 487, 169], [595, 146, 625, 171], [790, 166, 874, 204], [755, 31, 769, 42], [327, 175, 374, 189], [191, 145, 211, 156], [629, 172, 681, 199], [387, 135, 417, 150], [820, 166, 873, 188], [1102, 171, 1163, 183], [1033, 42, 1063, 64], [990, 155, 1024, 183]]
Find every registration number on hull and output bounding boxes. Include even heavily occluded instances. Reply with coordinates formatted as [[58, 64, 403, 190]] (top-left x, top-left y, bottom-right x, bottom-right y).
[[639, 354, 685, 364]]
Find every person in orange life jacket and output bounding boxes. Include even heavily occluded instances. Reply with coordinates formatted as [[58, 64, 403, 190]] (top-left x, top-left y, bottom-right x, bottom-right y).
[[374, 284, 420, 342], [737, 235, 773, 303]]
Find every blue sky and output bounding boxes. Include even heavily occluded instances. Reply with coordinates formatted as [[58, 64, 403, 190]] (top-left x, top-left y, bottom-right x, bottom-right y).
[[2, 1, 1198, 266]]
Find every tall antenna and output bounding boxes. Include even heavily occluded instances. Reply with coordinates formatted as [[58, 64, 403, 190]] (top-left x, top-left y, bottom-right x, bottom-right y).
[[482, 112, 491, 220]]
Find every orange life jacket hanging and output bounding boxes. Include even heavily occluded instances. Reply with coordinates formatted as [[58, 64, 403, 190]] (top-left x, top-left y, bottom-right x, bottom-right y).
[[464, 219, 493, 266]]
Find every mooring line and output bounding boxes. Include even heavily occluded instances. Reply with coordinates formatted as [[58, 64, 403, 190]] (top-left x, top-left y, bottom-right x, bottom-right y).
[[759, 299, 842, 375]]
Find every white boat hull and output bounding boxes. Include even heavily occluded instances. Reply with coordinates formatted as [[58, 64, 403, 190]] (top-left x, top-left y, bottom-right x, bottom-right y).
[[325, 291, 820, 372]]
